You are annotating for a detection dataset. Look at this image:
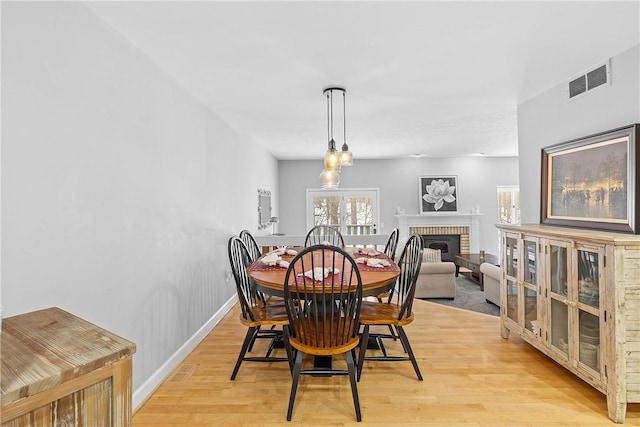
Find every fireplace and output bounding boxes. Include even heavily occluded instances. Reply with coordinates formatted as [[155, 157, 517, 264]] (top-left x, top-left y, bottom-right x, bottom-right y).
[[396, 213, 480, 254], [410, 226, 469, 254], [421, 234, 460, 262]]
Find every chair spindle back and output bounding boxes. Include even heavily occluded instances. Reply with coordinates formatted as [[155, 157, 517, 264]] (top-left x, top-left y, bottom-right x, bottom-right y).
[[283, 245, 362, 350], [304, 225, 345, 247]]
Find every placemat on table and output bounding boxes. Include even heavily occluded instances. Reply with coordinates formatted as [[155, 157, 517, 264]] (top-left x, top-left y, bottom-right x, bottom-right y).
[[247, 262, 289, 272], [355, 262, 399, 272]]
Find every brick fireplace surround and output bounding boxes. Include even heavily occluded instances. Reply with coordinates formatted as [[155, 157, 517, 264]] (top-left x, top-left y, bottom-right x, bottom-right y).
[[395, 213, 482, 254], [409, 226, 470, 254]]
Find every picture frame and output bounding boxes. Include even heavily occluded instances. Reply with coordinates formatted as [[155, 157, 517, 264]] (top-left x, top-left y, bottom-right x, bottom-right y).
[[419, 175, 458, 214], [257, 188, 272, 230], [540, 124, 639, 234]]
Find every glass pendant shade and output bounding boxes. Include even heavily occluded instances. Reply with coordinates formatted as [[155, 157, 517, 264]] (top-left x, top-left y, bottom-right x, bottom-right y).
[[339, 142, 353, 166], [320, 168, 340, 188], [324, 139, 341, 170]]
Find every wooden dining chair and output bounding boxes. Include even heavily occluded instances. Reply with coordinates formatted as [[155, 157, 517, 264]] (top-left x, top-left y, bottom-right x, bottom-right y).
[[283, 245, 363, 422], [304, 225, 345, 247], [227, 236, 292, 380], [376, 227, 401, 340], [383, 228, 400, 261], [239, 229, 262, 262], [357, 233, 424, 381], [376, 228, 400, 301], [239, 229, 279, 309]]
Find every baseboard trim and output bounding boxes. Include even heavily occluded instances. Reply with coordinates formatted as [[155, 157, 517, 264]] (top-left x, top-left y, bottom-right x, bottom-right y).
[[132, 295, 238, 411]]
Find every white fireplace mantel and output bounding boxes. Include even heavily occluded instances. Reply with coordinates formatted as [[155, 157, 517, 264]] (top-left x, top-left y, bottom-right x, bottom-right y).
[[395, 213, 483, 253]]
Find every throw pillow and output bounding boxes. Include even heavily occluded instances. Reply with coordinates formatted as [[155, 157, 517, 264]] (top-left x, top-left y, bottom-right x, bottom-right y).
[[423, 248, 442, 263]]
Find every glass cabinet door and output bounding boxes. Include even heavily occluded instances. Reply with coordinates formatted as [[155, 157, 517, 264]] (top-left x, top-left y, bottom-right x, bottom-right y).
[[502, 233, 541, 338], [575, 246, 602, 373], [550, 298, 569, 355], [505, 236, 518, 278], [549, 243, 568, 296], [506, 279, 518, 323], [578, 310, 600, 371], [546, 241, 603, 375], [577, 249, 599, 309], [547, 240, 570, 356], [523, 240, 537, 286], [524, 287, 538, 336], [522, 238, 539, 337], [503, 233, 520, 327]]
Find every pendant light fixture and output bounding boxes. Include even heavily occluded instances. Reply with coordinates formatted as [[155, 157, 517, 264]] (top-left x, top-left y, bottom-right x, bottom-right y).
[[320, 86, 352, 188]]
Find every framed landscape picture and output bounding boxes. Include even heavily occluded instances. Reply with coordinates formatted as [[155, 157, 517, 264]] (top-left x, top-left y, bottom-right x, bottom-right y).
[[540, 124, 639, 234], [419, 175, 458, 213]]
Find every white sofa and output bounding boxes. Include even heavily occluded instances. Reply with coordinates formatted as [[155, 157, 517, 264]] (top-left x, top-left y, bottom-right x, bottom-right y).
[[396, 239, 456, 299], [415, 260, 457, 299], [480, 262, 501, 307]]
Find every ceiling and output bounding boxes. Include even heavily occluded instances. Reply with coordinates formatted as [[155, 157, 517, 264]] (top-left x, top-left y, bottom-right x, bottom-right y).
[[86, 1, 639, 160]]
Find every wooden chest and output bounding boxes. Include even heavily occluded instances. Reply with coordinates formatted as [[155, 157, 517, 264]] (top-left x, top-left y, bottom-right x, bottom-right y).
[[1, 307, 136, 426]]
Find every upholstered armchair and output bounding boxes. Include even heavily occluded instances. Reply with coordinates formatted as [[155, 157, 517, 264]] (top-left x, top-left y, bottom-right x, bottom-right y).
[[480, 262, 501, 307]]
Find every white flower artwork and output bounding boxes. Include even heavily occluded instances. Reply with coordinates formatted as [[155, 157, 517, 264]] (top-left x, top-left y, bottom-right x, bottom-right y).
[[419, 176, 458, 213]]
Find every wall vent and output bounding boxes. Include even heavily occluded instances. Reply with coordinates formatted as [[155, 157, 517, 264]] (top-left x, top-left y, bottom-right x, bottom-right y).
[[568, 59, 610, 100]]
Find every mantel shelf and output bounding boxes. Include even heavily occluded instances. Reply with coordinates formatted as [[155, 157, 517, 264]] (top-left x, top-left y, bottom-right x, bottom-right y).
[[395, 212, 484, 218]]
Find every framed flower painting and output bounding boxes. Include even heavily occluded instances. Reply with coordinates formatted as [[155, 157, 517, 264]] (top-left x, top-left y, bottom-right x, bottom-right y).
[[419, 176, 458, 213]]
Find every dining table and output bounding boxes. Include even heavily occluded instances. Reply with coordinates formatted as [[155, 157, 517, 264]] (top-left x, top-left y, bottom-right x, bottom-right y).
[[246, 245, 400, 371], [247, 246, 400, 298]]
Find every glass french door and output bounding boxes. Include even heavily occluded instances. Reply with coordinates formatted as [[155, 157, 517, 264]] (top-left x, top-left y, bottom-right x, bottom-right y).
[[306, 189, 379, 235]]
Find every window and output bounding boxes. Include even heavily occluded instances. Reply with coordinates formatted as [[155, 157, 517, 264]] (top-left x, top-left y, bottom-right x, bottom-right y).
[[497, 185, 521, 225], [306, 189, 379, 235], [497, 185, 521, 254]]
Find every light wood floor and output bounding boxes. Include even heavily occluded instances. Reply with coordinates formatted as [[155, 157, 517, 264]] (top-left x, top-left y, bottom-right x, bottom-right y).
[[133, 300, 640, 426]]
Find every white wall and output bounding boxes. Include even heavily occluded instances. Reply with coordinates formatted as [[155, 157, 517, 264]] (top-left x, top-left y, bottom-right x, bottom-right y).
[[1, 1, 277, 399], [517, 44, 640, 223], [278, 157, 519, 255]]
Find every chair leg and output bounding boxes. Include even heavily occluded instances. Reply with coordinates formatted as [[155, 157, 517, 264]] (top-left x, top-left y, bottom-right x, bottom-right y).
[[287, 351, 303, 421], [357, 324, 370, 382], [247, 326, 261, 352], [346, 349, 362, 422], [391, 325, 407, 352], [264, 334, 277, 358], [387, 324, 398, 341], [397, 326, 423, 381], [375, 334, 388, 357], [230, 327, 257, 380], [283, 325, 295, 376]]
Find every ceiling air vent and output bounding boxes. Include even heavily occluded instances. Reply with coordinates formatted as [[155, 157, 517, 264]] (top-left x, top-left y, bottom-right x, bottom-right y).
[[568, 60, 610, 100]]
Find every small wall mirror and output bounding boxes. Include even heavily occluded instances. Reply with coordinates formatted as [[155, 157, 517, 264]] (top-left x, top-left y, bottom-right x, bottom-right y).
[[258, 189, 272, 229]]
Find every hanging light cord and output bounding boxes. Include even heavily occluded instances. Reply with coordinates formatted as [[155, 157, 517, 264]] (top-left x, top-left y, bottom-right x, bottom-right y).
[[342, 90, 347, 148], [327, 91, 331, 148]]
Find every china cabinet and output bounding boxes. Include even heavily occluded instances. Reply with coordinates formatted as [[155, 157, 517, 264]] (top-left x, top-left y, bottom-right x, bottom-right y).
[[497, 224, 640, 423]]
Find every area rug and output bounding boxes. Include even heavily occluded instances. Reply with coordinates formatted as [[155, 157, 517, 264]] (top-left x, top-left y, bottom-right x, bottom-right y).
[[421, 275, 500, 316]]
